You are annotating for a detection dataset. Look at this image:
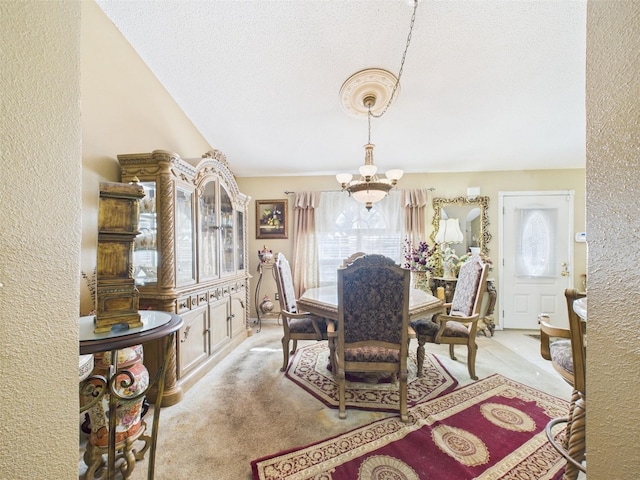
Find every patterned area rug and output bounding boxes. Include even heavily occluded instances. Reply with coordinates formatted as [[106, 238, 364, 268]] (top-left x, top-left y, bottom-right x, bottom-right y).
[[252, 374, 569, 480], [285, 342, 458, 412]]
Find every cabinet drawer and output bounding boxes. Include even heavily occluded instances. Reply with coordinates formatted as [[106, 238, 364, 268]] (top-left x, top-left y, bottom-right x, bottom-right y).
[[176, 296, 190, 314], [196, 291, 208, 306], [177, 306, 209, 378], [209, 288, 222, 302]]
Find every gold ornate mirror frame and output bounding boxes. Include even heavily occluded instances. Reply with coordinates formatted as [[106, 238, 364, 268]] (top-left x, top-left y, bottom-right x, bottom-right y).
[[431, 196, 491, 255]]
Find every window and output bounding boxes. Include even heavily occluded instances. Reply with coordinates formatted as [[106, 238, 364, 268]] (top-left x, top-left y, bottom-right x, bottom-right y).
[[315, 191, 405, 285], [515, 207, 557, 277]]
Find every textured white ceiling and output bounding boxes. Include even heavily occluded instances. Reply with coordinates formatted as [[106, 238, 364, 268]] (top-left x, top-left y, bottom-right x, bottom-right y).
[[96, 0, 586, 177]]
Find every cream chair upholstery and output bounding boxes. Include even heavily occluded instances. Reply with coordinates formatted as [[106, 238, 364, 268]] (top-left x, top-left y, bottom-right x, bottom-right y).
[[411, 255, 488, 380], [329, 254, 411, 422], [274, 253, 328, 372]]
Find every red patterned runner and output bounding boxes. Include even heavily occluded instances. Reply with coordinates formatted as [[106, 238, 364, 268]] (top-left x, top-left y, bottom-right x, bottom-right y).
[[252, 374, 568, 480]]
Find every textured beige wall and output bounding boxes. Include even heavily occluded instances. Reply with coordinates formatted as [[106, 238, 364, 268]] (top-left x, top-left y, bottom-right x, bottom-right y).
[[80, 1, 211, 313], [586, 2, 640, 478], [238, 168, 586, 319], [0, 2, 81, 478]]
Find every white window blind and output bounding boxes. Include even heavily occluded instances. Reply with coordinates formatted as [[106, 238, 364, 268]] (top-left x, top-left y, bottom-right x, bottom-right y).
[[315, 190, 405, 286]]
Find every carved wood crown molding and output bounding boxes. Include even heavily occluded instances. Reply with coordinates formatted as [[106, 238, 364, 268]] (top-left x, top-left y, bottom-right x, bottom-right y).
[[194, 151, 246, 205]]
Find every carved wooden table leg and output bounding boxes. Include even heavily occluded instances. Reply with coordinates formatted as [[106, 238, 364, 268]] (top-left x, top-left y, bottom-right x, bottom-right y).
[[481, 279, 497, 336]]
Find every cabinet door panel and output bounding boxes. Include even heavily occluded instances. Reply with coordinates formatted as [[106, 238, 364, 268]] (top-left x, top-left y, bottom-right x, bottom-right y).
[[176, 187, 196, 285], [220, 187, 234, 275], [230, 289, 246, 337], [177, 306, 208, 378], [199, 179, 218, 280], [209, 298, 230, 352]]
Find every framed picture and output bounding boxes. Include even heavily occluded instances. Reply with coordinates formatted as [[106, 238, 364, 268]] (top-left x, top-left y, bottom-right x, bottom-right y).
[[256, 199, 288, 239]]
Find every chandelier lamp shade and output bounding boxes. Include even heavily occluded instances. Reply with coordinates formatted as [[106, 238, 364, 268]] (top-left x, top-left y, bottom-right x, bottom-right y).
[[336, 0, 419, 210]]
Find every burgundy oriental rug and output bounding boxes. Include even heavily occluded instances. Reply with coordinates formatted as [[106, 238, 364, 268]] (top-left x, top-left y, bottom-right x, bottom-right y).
[[285, 342, 457, 412], [252, 374, 569, 480]]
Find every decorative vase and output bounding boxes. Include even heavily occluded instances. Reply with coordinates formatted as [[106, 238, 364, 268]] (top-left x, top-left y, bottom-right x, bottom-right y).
[[443, 261, 457, 280], [81, 344, 149, 447], [411, 270, 432, 295], [258, 246, 273, 264], [260, 295, 274, 314]]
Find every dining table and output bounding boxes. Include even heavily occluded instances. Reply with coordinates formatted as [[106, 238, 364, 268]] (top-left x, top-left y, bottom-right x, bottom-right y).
[[298, 285, 444, 322]]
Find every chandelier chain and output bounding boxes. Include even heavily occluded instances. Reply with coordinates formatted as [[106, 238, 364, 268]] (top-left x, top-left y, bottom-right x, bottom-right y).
[[371, 0, 419, 119]]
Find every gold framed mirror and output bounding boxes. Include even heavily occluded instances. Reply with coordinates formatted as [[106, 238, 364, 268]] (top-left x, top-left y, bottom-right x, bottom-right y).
[[431, 196, 491, 257]]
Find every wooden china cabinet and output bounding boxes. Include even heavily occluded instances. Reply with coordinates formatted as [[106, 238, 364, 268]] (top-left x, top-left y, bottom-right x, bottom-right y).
[[118, 149, 250, 406]]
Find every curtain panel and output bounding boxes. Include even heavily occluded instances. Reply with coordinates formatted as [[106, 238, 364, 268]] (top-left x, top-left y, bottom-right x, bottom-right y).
[[403, 188, 430, 246], [292, 192, 321, 298]]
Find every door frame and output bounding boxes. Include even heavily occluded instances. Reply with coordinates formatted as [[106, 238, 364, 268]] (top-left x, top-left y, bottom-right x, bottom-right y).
[[498, 190, 575, 330]]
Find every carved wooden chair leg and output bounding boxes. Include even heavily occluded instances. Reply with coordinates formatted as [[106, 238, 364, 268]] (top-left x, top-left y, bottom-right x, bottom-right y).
[[399, 369, 409, 422], [467, 343, 478, 380], [280, 337, 290, 372], [290, 339, 298, 355], [449, 344, 457, 360], [338, 370, 347, 419]]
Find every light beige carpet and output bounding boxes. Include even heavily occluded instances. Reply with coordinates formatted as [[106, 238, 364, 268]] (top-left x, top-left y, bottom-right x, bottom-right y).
[[79, 321, 573, 480]]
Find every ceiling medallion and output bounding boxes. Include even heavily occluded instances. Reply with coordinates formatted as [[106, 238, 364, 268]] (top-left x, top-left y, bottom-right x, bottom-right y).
[[339, 68, 399, 118]]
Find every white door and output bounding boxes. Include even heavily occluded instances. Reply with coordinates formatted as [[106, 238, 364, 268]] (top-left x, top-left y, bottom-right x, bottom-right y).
[[499, 191, 574, 329]]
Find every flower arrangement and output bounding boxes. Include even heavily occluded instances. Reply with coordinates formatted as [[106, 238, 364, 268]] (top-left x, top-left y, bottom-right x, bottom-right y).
[[402, 238, 438, 272], [453, 251, 493, 277]]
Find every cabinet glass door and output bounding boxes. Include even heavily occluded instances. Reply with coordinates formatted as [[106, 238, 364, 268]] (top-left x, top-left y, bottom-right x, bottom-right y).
[[176, 187, 196, 285], [134, 182, 158, 285], [220, 187, 234, 274], [199, 180, 218, 280], [236, 209, 244, 271]]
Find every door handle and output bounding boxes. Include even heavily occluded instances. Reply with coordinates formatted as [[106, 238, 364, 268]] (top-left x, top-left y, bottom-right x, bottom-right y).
[[560, 262, 570, 277]]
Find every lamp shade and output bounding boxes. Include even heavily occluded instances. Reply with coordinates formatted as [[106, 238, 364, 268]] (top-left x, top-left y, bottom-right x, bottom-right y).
[[434, 218, 464, 244], [336, 173, 353, 185]]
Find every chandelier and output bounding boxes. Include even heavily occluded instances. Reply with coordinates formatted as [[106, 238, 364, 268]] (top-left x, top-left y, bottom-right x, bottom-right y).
[[336, 0, 419, 210]]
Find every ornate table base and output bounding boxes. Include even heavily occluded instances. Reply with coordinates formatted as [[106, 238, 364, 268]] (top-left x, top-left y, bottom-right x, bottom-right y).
[[83, 421, 151, 480]]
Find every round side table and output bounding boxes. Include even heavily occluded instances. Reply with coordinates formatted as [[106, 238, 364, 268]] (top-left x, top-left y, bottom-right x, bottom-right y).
[[80, 311, 182, 480]]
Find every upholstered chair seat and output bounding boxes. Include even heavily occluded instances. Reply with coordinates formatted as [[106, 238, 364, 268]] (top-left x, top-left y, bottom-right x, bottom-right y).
[[548, 339, 573, 382], [412, 317, 470, 339], [344, 346, 401, 363], [288, 317, 325, 334]]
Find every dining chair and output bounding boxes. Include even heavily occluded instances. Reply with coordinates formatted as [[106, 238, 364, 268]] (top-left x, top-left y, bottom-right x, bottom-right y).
[[274, 253, 328, 372], [411, 254, 488, 380], [329, 254, 411, 422], [539, 288, 587, 480], [341, 251, 366, 267]]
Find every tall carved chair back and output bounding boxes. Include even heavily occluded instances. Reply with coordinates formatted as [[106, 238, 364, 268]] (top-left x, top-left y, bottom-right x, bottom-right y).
[[331, 254, 411, 422], [411, 254, 488, 380], [341, 251, 366, 267], [274, 253, 327, 372]]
